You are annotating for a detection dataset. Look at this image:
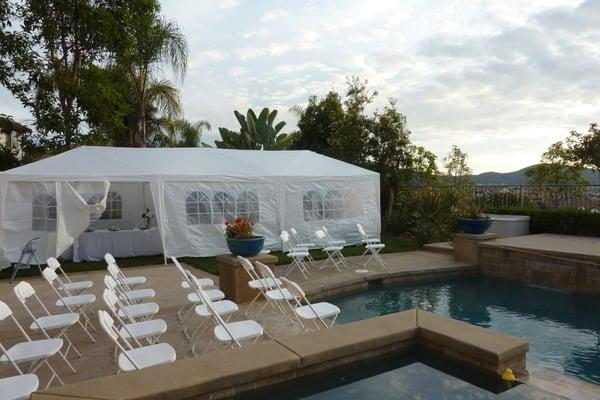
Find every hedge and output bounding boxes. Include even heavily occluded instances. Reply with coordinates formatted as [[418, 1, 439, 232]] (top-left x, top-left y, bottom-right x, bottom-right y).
[[484, 207, 600, 237]]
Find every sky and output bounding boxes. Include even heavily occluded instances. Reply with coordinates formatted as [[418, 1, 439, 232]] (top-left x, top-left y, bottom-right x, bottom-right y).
[[2, 0, 600, 173]]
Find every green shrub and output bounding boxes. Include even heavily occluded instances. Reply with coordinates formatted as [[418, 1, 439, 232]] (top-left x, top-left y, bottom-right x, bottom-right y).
[[484, 207, 600, 237]]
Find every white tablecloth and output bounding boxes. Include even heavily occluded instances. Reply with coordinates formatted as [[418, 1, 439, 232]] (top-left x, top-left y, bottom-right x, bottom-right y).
[[72, 228, 162, 262]]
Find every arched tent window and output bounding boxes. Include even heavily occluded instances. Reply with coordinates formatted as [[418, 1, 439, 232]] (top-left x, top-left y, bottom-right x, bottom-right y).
[[92, 191, 122, 220], [212, 192, 236, 223], [303, 190, 323, 221], [186, 191, 211, 225], [32, 194, 57, 231], [237, 191, 259, 222], [324, 190, 344, 219]]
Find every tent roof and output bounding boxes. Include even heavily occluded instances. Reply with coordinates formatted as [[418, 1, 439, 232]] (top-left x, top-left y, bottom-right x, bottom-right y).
[[1, 146, 377, 181]]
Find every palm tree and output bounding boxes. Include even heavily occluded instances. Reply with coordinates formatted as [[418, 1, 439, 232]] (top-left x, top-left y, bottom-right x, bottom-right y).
[[112, 0, 188, 147], [154, 118, 212, 147]]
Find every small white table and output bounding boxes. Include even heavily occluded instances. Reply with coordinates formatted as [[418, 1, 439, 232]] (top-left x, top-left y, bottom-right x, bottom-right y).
[[72, 228, 162, 262]]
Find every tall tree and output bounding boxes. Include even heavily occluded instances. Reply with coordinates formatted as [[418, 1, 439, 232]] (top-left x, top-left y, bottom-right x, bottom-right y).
[[0, 0, 105, 148], [293, 91, 343, 154], [443, 145, 473, 186], [368, 99, 412, 220], [409, 145, 439, 186], [149, 118, 211, 147], [109, 0, 188, 147], [566, 123, 600, 184], [328, 77, 376, 166]]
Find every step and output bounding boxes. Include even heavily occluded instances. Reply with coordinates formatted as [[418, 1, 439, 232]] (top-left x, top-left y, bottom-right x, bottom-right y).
[[423, 242, 454, 256]]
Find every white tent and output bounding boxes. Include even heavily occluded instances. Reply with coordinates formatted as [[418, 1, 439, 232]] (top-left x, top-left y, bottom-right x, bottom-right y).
[[0, 146, 380, 262]]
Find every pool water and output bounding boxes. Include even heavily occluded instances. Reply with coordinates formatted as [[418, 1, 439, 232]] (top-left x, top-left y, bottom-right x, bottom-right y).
[[330, 277, 600, 384]]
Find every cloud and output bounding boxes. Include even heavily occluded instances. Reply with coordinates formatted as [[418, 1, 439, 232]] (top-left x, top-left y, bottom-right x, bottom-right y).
[[217, 0, 239, 9], [260, 9, 288, 23]]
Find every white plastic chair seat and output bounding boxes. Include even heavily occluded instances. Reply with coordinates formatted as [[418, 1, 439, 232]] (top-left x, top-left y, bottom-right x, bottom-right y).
[[117, 343, 176, 372], [119, 319, 167, 340], [31, 313, 79, 331], [0, 374, 39, 400], [265, 288, 296, 301], [362, 238, 381, 244], [118, 302, 159, 319], [124, 276, 146, 287], [181, 277, 214, 289], [323, 246, 343, 252], [214, 320, 263, 342], [295, 302, 341, 320], [291, 246, 309, 252], [288, 250, 310, 258], [366, 243, 385, 250], [330, 239, 346, 245], [0, 338, 63, 363], [60, 280, 93, 292], [118, 288, 155, 302], [55, 293, 96, 307], [194, 300, 238, 317], [296, 242, 315, 248], [248, 277, 282, 290], [186, 289, 225, 304]]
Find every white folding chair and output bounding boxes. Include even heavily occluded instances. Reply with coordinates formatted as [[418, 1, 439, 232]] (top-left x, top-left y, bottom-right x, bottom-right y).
[[103, 276, 159, 321], [14, 281, 89, 373], [357, 223, 387, 268], [46, 257, 93, 294], [184, 270, 239, 355], [104, 253, 147, 288], [41, 267, 96, 334], [289, 227, 316, 267], [97, 310, 176, 373], [171, 257, 219, 323], [280, 278, 340, 332], [315, 230, 347, 271], [102, 289, 167, 348], [0, 300, 64, 388], [106, 265, 155, 303], [254, 262, 300, 331], [188, 275, 263, 355], [280, 231, 311, 279], [322, 226, 346, 246], [237, 256, 282, 316]]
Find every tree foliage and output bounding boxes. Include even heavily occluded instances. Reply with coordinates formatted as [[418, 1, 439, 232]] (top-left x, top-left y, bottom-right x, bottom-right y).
[[292, 92, 343, 154], [567, 123, 600, 183], [443, 145, 473, 186], [216, 108, 296, 150], [525, 141, 588, 186]]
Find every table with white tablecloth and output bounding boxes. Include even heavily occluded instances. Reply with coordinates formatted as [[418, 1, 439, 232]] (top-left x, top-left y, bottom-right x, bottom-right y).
[[72, 228, 162, 262]]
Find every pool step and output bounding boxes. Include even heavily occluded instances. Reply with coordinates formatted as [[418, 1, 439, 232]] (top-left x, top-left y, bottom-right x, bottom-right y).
[[423, 241, 454, 256]]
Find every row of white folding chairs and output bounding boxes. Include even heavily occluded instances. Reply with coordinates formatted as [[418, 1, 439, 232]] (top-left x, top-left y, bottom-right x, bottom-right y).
[[238, 256, 341, 334], [98, 256, 177, 373]]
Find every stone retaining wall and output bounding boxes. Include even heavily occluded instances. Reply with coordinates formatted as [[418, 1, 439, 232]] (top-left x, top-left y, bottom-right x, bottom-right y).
[[33, 310, 528, 400], [479, 245, 600, 294]]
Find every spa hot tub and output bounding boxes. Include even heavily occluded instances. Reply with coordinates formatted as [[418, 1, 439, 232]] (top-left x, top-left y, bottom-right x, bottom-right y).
[[487, 214, 530, 238]]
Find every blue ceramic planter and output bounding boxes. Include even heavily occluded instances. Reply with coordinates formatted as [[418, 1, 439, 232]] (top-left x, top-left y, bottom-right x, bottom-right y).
[[457, 217, 492, 235], [226, 236, 265, 257]]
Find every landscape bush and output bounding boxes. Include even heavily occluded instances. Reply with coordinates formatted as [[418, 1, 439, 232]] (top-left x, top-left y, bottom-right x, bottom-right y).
[[485, 206, 600, 237]]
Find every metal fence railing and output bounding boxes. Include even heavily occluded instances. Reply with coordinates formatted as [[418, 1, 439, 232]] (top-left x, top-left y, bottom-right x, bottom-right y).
[[402, 185, 600, 210]]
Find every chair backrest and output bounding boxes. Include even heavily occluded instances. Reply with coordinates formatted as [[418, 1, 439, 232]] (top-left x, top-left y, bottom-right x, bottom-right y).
[[289, 227, 298, 236], [104, 275, 119, 291], [102, 289, 119, 313], [356, 223, 368, 240], [41, 267, 58, 284], [13, 281, 35, 303], [107, 263, 120, 277], [280, 277, 306, 299], [46, 257, 61, 270], [315, 230, 327, 240], [104, 253, 116, 265], [0, 300, 12, 321]]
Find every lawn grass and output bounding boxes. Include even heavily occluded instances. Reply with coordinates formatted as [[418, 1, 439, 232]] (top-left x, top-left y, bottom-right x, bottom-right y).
[[0, 236, 418, 279]]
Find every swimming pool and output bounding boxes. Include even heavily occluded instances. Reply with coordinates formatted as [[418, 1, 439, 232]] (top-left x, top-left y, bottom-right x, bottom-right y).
[[330, 277, 600, 384]]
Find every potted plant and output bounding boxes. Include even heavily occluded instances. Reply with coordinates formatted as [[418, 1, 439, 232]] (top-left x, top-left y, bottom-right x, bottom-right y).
[[457, 203, 492, 235], [224, 216, 264, 257]]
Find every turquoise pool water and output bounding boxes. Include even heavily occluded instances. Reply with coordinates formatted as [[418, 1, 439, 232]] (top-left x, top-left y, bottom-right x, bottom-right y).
[[330, 277, 600, 384]]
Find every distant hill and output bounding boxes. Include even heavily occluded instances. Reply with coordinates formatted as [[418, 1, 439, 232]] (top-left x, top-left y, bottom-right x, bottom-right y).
[[472, 166, 598, 185]]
